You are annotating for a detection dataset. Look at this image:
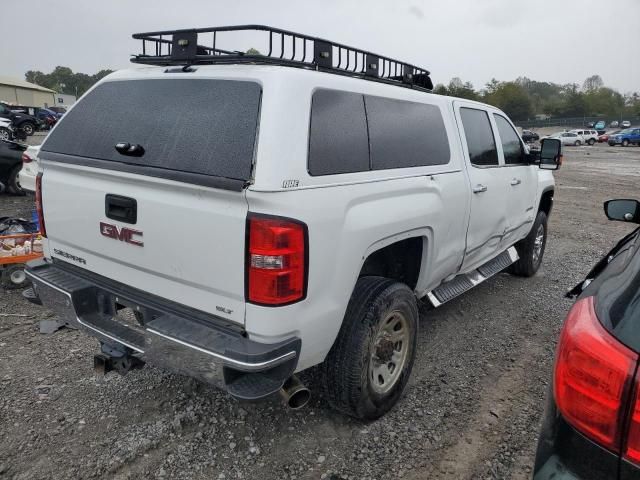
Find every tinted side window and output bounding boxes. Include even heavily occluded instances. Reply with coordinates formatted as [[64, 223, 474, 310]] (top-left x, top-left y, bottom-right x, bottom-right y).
[[308, 89, 369, 176], [459, 108, 498, 166], [493, 114, 525, 165], [365, 97, 450, 170]]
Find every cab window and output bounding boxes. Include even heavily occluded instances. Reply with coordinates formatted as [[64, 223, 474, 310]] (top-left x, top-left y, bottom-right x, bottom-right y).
[[460, 108, 498, 167], [493, 114, 525, 165]]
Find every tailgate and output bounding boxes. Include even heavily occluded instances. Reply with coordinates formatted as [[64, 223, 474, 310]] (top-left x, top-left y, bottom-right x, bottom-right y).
[[40, 163, 248, 325], [37, 76, 263, 326]]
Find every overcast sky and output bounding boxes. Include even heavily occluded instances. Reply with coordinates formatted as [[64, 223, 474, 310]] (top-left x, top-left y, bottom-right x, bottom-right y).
[[5, 0, 640, 93]]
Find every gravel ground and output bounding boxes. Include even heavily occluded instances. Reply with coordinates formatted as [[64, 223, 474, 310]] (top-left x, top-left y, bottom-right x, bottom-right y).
[[1, 142, 639, 480]]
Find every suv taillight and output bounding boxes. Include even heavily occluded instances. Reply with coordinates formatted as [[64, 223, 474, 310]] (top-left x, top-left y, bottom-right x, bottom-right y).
[[35, 172, 46, 237], [246, 214, 307, 306], [554, 296, 638, 453], [21, 153, 32, 163], [626, 381, 640, 465]]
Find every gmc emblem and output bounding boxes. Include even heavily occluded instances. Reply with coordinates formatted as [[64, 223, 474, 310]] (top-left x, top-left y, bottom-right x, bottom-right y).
[[100, 222, 144, 247]]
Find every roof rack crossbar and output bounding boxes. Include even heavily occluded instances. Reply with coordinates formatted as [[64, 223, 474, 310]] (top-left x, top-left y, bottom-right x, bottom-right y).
[[131, 25, 433, 91]]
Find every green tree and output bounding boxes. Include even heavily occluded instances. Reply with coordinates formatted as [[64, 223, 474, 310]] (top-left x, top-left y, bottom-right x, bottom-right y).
[[582, 75, 604, 92], [446, 78, 479, 101], [432, 83, 449, 96], [584, 87, 624, 116], [245, 48, 261, 55], [24, 66, 114, 97], [484, 82, 533, 120], [433, 78, 478, 100]]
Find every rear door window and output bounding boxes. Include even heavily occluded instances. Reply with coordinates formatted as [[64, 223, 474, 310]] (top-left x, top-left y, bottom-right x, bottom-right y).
[[493, 114, 525, 165], [459, 108, 499, 166], [41, 79, 262, 188]]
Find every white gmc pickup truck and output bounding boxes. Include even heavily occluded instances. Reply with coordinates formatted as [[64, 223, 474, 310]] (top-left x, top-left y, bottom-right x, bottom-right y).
[[25, 26, 561, 419]]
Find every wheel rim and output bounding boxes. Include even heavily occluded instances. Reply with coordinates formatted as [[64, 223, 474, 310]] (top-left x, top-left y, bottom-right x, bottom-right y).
[[23, 125, 33, 135], [369, 310, 410, 395], [10, 269, 26, 285], [533, 224, 545, 265], [0, 129, 8, 140]]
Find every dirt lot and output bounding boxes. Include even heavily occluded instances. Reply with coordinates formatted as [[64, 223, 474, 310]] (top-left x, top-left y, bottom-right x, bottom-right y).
[[1, 142, 639, 480]]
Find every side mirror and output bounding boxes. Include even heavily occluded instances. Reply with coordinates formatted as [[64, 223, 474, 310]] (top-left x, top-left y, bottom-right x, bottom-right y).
[[539, 138, 562, 170], [604, 199, 640, 224]]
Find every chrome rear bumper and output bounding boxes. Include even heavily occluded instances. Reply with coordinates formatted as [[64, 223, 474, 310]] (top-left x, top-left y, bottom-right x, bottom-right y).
[[25, 259, 300, 400]]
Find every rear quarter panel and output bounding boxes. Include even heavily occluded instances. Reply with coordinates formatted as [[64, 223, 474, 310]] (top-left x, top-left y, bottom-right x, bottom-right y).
[[245, 73, 470, 369]]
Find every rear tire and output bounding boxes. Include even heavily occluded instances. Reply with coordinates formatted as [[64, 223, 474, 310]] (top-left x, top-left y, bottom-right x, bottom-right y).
[[7, 165, 25, 196], [0, 127, 10, 141], [510, 211, 548, 277], [1, 264, 30, 289], [588, 138, 596, 145], [321, 276, 418, 420]]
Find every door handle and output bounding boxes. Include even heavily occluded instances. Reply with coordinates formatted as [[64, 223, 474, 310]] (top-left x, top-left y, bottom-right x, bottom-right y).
[[105, 194, 137, 224], [472, 184, 488, 194], [510, 178, 522, 186]]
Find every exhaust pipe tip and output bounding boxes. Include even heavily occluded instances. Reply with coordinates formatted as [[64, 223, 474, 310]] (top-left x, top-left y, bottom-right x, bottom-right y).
[[279, 375, 311, 410]]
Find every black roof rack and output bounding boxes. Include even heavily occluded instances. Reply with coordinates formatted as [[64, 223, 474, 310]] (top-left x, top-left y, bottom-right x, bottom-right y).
[[131, 25, 433, 91]]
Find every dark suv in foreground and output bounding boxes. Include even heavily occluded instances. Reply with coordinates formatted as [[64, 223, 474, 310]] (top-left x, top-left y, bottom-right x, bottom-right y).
[[534, 199, 640, 479]]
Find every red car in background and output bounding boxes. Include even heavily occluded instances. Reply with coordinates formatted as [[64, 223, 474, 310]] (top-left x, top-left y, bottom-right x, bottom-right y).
[[598, 130, 621, 143]]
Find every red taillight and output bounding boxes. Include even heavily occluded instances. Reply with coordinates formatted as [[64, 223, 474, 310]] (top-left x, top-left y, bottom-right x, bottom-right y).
[[21, 153, 32, 163], [246, 214, 307, 306], [626, 382, 640, 465], [554, 296, 637, 453], [35, 173, 46, 237]]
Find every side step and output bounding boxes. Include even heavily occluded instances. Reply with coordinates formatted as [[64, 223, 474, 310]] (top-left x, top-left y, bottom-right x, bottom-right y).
[[427, 247, 518, 307]]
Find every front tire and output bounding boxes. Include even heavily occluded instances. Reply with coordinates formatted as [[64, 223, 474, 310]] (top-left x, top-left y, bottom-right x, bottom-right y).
[[0, 127, 10, 141], [574, 140, 582, 146], [622, 139, 630, 147], [321, 277, 418, 420], [511, 211, 548, 277]]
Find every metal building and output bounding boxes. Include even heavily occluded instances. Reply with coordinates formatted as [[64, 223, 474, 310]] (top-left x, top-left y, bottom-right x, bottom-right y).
[[0, 76, 56, 108]]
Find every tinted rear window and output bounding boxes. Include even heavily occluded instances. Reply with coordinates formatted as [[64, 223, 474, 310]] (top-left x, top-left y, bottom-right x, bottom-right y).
[[42, 79, 261, 183]]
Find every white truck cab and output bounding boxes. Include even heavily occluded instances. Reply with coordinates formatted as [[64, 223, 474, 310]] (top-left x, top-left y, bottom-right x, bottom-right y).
[[25, 26, 560, 419]]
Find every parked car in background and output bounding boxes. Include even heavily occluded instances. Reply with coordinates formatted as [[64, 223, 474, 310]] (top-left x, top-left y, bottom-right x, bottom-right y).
[[18, 145, 40, 193], [545, 131, 584, 146], [587, 122, 595, 128], [0, 103, 41, 136], [521, 129, 540, 143], [48, 106, 67, 116], [598, 130, 621, 143], [36, 109, 58, 130], [0, 139, 27, 195], [594, 120, 606, 131], [621, 121, 632, 128], [608, 128, 640, 147], [534, 199, 640, 480], [0, 118, 13, 141], [610, 120, 619, 128], [570, 129, 598, 145]]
